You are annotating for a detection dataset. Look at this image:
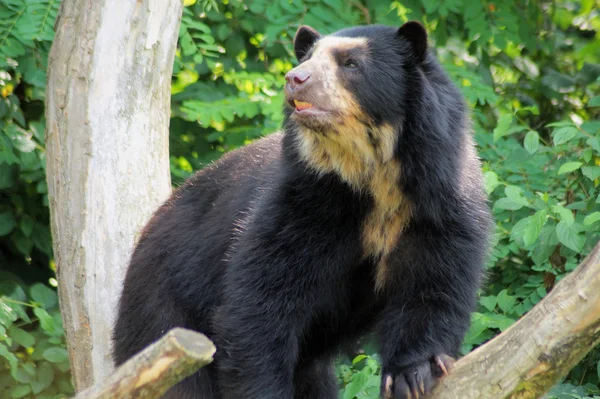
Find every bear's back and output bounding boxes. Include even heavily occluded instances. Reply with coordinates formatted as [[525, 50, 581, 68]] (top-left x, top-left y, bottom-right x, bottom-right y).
[[119, 133, 285, 328]]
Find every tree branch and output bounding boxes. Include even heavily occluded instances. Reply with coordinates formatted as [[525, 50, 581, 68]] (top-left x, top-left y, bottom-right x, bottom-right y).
[[73, 328, 215, 399], [430, 241, 600, 399]]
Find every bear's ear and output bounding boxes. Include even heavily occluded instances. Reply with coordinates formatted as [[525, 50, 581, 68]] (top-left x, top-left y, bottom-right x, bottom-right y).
[[294, 25, 321, 61], [397, 21, 428, 63]]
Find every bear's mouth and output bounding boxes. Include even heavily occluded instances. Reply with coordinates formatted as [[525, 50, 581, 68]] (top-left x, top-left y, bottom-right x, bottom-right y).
[[289, 99, 314, 112], [286, 97, 336, 127]]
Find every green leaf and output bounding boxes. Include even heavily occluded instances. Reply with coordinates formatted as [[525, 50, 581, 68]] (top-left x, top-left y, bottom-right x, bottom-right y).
[[30, 284, 58, 309], [31, 381, 46, 395], [518, 106, 540, 115], [582, 120, 600, 134], [33, 307, 56, 335], [21, 362, 35, 377], [464, 313, 488, 344], [492, 114, 512, 142], [588, 137, 600, 154], [19, 215, 34, 237], [552, 205, 574, 225], [0, 211, 16, 236], [552, 126, 579, 146], [37, 362, 55, 389], [12, 231, 33, 256], [0, 300, 18, 327], [494, 197, 525, 211], [42, 347, 69, 363], [523, 131, 539, 154], [352, 354, 367, 365], [0, 342, 18, 377], [0, 281, 28, 323], [12, 129, 36, 153], [483, 171, 500, 194], [484, 313, 516, 331], [8, 326, 35, 347], [10, 384, 31, 398], [523, 210, 547, 247], [542, 70, 576, 91], [480, 296, 497, 311], [31, 227, 53, 257], [558, 162, 583, 174], [556, 221, 585, 252], [511, 217, 532, 242], [589, 96, 600, 107], [343, 367, 370, 399], [0, 282, 24, 302], [546, 120, 575, 128], [581, 166, 600, 181], [501, 185, 529, 209], [546, 383, 589, 398], [536, 287, 547, 298], [14, 366, 31, 383], [496, 289, 516, 313], [583, 212, 600, 226]]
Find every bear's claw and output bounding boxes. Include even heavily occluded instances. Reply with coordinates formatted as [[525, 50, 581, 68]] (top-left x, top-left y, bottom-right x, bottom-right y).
[[381, 354, 455, 399]]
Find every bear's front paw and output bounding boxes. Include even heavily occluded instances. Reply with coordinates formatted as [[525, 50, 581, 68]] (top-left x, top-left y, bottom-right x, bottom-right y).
[[380, 354, 454, 399]]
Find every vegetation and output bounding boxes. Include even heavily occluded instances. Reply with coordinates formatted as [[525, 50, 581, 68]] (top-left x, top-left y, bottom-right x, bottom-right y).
[[1, 0, 599, 398]]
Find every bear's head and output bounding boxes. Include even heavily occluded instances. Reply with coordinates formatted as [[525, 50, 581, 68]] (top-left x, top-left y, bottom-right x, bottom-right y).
[[283, 22, 430, 187]]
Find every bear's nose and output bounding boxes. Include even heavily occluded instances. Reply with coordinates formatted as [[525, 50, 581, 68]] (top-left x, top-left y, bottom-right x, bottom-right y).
[[285, 70, 311, 89]]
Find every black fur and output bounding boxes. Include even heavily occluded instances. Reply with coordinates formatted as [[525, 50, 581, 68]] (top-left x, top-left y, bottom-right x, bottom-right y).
[[397, 21, 428, 63], [294, 25, 321, 60], [113, 22, 492, 399]]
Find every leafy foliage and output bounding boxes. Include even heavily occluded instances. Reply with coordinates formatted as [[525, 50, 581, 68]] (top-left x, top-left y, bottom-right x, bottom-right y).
[[0, 274, 73, 398], [337, 353, 381, 399], [1, 0, 66, 397], [1, 0, 599, 398]]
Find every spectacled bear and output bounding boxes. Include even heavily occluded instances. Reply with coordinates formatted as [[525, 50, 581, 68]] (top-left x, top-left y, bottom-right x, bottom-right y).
[[113, 21, 492, 399]]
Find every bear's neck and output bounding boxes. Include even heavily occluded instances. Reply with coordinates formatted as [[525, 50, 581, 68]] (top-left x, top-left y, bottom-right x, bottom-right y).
[[292, 124, 397, 189], [290, 124, 413, 290]]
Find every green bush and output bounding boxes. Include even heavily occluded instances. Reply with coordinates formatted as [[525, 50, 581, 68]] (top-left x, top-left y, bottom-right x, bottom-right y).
[[0, 275, 73, 398], [1, 0, 599, 398]]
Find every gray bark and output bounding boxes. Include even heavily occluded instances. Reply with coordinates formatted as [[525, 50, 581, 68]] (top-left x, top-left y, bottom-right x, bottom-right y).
[[430, 241, 600, 399], [45, 0, 182, 390]]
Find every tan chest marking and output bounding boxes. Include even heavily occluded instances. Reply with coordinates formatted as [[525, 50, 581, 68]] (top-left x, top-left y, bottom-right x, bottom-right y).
[[296, 119, 376, 189], [362, 159, 411, 292], [297, 123, 411, 291]]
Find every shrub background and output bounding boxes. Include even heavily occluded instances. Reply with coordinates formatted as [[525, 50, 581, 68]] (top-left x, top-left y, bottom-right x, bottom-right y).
[[0, 0, 599, 398]]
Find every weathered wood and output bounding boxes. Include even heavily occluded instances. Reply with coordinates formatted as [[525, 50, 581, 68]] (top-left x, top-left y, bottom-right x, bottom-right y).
[[430, 241, 600, 399], [45, 0, 182, 389], [73, 328, 215, 399]]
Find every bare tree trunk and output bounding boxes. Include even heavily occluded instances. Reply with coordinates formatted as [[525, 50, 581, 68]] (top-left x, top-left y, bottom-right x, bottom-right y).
[[45, 0, 182, 391], [430, 241, 600, 399]]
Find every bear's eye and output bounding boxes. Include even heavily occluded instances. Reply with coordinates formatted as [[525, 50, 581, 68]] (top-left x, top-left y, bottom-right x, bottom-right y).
[[344, 59, 358, 69]]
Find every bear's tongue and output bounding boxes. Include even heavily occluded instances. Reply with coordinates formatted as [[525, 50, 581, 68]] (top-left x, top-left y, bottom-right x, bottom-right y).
[[294, 100, 313, 111]]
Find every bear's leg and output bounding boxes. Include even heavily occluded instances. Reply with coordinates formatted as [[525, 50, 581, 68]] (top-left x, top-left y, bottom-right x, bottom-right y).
[[213, 304, 299, 399], [213, 258, 321, 398], [377, 222, 483, 399], [212, 196, 358, 398], [114, 286, 220, 398], [161, 365, 219, 399], [293, 357, 338, 399]]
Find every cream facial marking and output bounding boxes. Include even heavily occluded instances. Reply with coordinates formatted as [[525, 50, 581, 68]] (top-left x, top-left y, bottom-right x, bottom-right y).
[[301, 37, 368, 117], [292, 37, 413, 291]]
